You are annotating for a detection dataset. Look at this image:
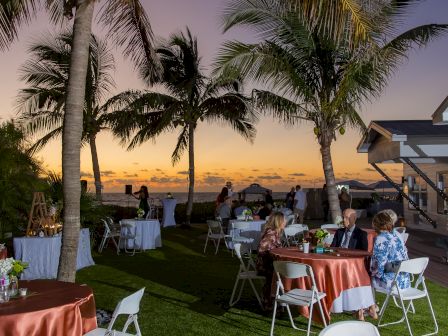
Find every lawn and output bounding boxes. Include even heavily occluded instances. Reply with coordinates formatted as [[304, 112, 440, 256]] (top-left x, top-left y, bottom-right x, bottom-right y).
[[77, 225, 448, 336]]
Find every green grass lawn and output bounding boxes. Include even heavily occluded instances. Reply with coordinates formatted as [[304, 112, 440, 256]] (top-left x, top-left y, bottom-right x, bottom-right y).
[[77, 225, 448, 335]]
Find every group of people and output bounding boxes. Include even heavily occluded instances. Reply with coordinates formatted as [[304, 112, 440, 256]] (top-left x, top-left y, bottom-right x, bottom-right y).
[[255, 207, 410, 318]]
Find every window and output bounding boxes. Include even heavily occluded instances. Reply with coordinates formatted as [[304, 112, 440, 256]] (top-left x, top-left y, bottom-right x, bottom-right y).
[[405, 175, 427, 210], [437, 172, 448, 215]]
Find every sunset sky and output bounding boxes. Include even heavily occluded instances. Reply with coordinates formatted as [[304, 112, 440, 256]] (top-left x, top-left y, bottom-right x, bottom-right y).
[[1, 0, 447, 193]]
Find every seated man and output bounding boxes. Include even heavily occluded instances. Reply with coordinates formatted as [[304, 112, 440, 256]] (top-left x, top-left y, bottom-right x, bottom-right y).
[[257, 202, 272, 220], [331, 208, 368, 251]]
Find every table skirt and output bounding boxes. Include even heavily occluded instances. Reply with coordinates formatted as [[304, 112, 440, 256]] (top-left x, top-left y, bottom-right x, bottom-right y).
[[120, 219, 162, 250]]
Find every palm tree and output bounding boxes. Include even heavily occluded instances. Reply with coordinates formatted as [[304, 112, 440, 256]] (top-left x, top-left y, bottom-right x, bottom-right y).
[[0, 0, 159, 282], [109, 29, 256, 226], [215, 0, 448, 222], [17, 31, 134, 201]]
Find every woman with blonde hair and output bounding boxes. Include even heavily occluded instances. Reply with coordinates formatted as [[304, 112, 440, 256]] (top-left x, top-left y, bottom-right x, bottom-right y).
[[256, 212, 286, 310]]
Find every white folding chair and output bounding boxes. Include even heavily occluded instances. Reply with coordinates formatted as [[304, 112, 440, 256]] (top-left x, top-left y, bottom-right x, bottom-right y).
[[271, 261, 327, 336], [119, 221, 142, 256], [283, 226, 305, 247], [402, 232, 410, 244], [320, 224, 339, 229], [229, 243, 264, 308], [319, 321, 380, 336], [98, 219, 120, 254], [376, 257, 438, 336], [84, 288, 145, 336], [285, 214, 295, 226], [204, 220, 229, 254]]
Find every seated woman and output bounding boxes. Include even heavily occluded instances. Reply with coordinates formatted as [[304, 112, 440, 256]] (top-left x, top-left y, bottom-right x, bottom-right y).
[[361, 211, 410, 320], [216, 196, 232, 232], [256, 212, 286, 310]]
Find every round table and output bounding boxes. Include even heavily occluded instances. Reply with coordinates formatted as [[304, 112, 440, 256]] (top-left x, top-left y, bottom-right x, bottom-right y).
[[309, 228, 377, 252], [0, 280, 97, 336], [120, 219, 162, 250], [270, 247, 374, 324]]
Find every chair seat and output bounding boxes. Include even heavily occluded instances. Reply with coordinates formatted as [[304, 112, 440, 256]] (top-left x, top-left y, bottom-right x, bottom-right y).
[[239, 270, 265, 280], [277, 288, 326, 306], [376, 286, 427, 300], [84, 328, 134, 336], [209, 233, 226, 239]]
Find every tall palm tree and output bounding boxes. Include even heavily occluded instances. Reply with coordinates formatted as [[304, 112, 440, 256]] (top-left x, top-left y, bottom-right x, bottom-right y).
[[0, 0, 159, 282], [17, 31, 133, 201], [216, 0, 448, 222], [109, 29, 256, 226]]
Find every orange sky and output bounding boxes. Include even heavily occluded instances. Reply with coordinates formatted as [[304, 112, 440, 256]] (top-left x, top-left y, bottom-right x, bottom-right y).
[[1, 0, 447, 192]]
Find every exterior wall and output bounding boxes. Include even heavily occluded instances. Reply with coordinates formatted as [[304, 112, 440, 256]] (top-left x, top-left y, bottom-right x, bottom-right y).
[[403, 162, 448, 235], [368, 136, 400, 163]]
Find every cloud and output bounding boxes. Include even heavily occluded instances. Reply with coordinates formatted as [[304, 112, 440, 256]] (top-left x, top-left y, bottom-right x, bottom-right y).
[[252, 169, 259, 172], [155, 168, 162, 172], [125, 173, 138, 178], [80, 171, 93, 178], [202, 175, 225, 185], [177, 171, 189, 175], [139, 169, 148, 172], [102, 170, 115, 177], [258, 175, 282, 180], [132, 162, 139, 165], [365, 168, 375, 172], [150, 176, 184, 184], [289, 173, 306, 177]]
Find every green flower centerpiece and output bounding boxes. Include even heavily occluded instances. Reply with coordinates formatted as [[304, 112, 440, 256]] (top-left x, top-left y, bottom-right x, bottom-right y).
[[314, 229, 329, 247], [0, 258, 29, 296], [137, 208, 145, 219], [242, 209, 253, 221]]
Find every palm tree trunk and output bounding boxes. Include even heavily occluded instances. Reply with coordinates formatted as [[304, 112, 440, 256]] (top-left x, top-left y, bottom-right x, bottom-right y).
[[185, 123, 195, 227], [58, 0, 94, 283], [320, 137, 341, 223], [89, 133, 102, 201]]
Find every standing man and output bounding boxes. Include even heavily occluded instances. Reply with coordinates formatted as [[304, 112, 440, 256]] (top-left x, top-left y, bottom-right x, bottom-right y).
[[331, 208, 368, 250], [293, 185, 307, 224], [225, 181, 233, 197]]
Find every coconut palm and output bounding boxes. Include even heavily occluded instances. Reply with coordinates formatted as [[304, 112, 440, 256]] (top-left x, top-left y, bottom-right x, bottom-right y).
[[17, 31, 134, 201], [0, 0, 159, 282], [215, 0, 448, 222], [109, 28, 256, 226]]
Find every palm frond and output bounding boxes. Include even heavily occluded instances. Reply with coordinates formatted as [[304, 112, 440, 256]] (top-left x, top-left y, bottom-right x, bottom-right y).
[[171, 126, 189, 165], [27, 125, 63, 154], [98, 0, 161, 84]]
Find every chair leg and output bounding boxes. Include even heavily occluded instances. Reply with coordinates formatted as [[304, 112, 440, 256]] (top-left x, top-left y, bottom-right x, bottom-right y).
[[203, 236, 209, 254], [237, 279, 246, 303], [426, 293, 439, 336], [248, 278, 263, 309], [215, 238, 221, 255], [317, 298, 327, 327], [285, 304, 299, 330], [98, 237, 106, 253], [229, 276, 240, 306], [134, 316, 142, 336], [111, 237, 120, 255], [270, 301, 278, 336], [307, 303, 314, 336], [399, 295, 414, 336]]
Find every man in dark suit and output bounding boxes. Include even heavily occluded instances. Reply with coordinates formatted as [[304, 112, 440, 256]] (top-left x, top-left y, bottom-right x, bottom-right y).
[[331, 208, 368, 251]]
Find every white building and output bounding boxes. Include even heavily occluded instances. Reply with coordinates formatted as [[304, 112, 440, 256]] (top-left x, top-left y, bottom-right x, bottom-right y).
[[357, 97, 448, 235]]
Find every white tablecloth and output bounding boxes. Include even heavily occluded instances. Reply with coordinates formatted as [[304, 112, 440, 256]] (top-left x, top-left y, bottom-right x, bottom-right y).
[[331, 286, 375, 312], [120, 219, 162, 250], [13, 228, 95, 280], [228, 220, 266, 249], [162, 199, 177, 227]]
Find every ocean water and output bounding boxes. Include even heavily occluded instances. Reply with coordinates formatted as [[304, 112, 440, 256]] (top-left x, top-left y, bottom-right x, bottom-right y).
[[101, 192, 289, 207], [101, 190, 397, 207]]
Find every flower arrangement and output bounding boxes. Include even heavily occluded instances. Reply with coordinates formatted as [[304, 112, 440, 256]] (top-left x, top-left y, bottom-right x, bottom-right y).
[[242, 209, 253, 221], [136, 208, 145, 218], [314, 229, 329, 245], [335, 215, 344, 227], [0, 258, 28, 278]]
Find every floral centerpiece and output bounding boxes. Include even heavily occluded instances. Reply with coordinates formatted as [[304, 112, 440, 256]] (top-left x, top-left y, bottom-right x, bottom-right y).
[[314, 229, 329, 246], [335, 215, 344, 228], [242, 209, 253, 221], [136, 208, 145, 219], [0, 258, 28, 295]]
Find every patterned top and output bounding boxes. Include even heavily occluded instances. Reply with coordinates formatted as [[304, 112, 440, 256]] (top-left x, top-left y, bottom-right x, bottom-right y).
[[370, 231, 410, 290], [258, 228, 282, 254]]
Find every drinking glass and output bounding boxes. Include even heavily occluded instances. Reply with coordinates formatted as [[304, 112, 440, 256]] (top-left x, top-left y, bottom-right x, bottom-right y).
[[0, 286, 10, 302]]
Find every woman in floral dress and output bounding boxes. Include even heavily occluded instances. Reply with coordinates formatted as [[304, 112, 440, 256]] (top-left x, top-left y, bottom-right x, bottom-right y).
[[256, 212, 286, 310]]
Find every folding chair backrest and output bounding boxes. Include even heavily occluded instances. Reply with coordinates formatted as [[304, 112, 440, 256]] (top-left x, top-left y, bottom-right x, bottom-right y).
[[284, 226, 304, 237], [207, 220, 222, 234], [321, 224, 339, 229], [398, 257, 428, 275], [107, 288, 145, 332], [273, 261, 310, 279], [101, 219, 111, 234], [319, 321, 380, 336]]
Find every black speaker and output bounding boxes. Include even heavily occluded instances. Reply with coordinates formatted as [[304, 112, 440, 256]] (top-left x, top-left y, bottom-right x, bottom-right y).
[[80, 180, 87, 193], [125, 185, 132, 195]]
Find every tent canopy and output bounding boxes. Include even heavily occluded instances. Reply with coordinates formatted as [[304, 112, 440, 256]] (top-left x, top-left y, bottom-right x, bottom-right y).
[[336, 180, 373, 191], [238, 183, 271, 195], [368, 180, 399, 189]]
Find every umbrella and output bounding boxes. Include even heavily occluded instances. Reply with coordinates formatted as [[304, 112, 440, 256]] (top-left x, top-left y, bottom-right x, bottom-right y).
[[336, 180, 374, 190], [368, 180, 399, 189]]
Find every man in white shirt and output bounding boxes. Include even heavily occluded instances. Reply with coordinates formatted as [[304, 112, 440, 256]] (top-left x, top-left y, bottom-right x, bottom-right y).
[[293, 185, 307, 224], [225, 181, 233, 197]]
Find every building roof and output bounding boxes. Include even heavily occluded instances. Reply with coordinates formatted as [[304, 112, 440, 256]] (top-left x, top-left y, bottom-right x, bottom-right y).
[[374, 120, 448, 137], [238, 183, 271, 194]]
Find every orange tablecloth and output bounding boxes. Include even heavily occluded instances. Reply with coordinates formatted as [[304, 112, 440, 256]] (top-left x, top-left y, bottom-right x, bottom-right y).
[[309, 228, 377, 252], [0, 280, 97, 336], [271, 247, 371, 324]]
